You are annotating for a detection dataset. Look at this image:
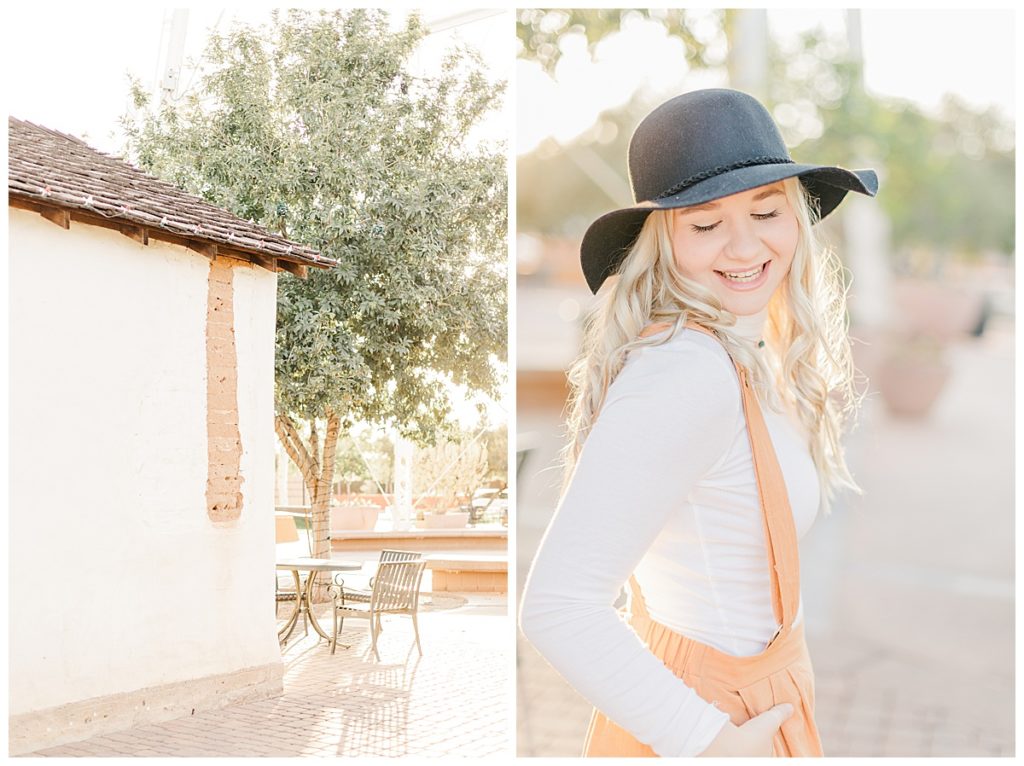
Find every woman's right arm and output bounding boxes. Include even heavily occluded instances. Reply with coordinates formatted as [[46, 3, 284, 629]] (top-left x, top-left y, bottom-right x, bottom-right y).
[[518, 337, 740, 757]]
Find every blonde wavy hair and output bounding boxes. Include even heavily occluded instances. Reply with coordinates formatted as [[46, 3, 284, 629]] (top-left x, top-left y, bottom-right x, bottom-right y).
[[562, 176, 864, 515]]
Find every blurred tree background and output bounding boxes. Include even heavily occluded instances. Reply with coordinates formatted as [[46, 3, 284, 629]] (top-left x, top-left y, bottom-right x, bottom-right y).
[[518, 9, 723, 75], [332, 431, 395, 496], [328, 424, 507, 499], [516, 9, 1014, 267], [411, 427, 491, 512]]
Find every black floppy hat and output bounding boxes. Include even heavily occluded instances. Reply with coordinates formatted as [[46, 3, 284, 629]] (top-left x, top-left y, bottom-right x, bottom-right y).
[[580, 88, 879, 294]]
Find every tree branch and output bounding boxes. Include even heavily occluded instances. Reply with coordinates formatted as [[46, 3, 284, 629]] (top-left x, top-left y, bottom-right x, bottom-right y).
[[275, 413, 315, 489]]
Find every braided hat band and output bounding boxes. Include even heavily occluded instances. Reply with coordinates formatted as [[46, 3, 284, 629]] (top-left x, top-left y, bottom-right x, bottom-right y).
[[655, 157, 794, 200]]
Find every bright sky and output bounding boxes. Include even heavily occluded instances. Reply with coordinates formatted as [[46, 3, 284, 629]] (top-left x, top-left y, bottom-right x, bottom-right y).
[[5, 7, 511, 431], [517, 8, 1015, 154], [6, 7, 511, 152]]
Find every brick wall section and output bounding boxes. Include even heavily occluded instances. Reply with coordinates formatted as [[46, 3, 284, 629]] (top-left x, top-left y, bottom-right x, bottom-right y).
[[206, 258, 244, 522]]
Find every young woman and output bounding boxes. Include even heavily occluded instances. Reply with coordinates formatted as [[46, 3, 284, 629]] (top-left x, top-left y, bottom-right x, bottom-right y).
[[518, 89, 878, 757]]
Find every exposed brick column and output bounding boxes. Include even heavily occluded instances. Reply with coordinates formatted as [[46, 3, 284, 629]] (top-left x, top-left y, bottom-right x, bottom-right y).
[[206, 258, 244, 522]]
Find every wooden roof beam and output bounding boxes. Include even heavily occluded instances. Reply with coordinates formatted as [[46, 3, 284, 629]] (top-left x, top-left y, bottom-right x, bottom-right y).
[[10, 195, 330, 270], [278, 260, 308, 279], [249, 254, 277, 273], [119, 223, 149, 245], [40, 207, 70, 229], [187, 240, 218, 260]]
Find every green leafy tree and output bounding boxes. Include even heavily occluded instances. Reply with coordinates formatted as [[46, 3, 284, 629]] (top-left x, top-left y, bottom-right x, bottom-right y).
[[483, 422, 508, 484], [334, 430, 396, 496], [517, 9, 723, 74], [124, 9, 507, 581], [333, 435, 367, 498]]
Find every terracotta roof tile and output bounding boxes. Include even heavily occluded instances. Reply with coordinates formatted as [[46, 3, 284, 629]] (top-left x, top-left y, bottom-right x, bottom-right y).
[[8, 117, 334, 269]]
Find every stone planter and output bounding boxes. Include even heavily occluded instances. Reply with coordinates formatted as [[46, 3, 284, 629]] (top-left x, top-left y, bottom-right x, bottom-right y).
[[420, 511, 470, 529], [330, 505, 382, 531], [876, 355, 951, 419]]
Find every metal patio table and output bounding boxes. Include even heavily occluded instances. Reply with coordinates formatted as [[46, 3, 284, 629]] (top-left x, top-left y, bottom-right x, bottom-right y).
[[276, 557, 363, 645]]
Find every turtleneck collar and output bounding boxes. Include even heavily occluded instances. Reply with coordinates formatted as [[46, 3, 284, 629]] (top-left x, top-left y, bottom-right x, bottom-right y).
[[730, 307, 769, 343]]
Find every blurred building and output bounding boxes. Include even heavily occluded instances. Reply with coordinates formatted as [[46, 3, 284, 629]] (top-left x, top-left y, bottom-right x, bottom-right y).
[[516, 234, 595, 416]]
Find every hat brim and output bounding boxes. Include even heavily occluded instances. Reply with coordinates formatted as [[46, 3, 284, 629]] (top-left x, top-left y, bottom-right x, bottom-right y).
[[580, 164, 879, 294]]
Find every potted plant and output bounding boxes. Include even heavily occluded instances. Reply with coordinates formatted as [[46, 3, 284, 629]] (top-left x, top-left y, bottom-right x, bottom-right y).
[[423, 506, 471, 529], [330, 497, 383, 531], [892, 277, 982, 342], [875, 331, 951, 419]]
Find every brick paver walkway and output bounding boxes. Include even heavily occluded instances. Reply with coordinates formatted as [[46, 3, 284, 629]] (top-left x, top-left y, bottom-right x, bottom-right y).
[[32, 593, 509, 757]]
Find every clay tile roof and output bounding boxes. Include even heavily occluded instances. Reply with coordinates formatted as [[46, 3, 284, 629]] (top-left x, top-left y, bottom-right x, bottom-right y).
[[7, 117, 334, 270]]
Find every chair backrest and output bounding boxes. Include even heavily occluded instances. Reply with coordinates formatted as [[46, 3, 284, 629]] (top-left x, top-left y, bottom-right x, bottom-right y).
[[370, 559, 427, 612], [379, 549, 422, 564]]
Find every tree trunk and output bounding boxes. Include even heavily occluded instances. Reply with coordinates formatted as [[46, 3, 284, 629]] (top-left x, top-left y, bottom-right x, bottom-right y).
[[274, 410, 342, 603]]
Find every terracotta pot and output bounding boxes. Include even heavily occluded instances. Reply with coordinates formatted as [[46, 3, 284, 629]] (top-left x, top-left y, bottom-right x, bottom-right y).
[[876, 356, 951, 419], [420, 511, 470, 529], [330, 505, 381, 531], [892, 280, 982, 341]]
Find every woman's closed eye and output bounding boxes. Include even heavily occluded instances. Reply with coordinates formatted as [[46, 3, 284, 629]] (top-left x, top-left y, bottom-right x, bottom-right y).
[[690, 209, 781, 234]]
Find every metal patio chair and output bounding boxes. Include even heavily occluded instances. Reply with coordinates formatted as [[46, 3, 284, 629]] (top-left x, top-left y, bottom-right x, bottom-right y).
[[333, 549, 422, 608], [330, 558, 427, 660]]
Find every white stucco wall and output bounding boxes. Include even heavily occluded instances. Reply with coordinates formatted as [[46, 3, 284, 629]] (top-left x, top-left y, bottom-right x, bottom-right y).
[[9, 208, 280, 715]]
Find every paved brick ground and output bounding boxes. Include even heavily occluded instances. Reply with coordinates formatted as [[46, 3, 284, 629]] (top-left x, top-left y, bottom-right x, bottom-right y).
[[32, 592, 510, 757], [516, 317, 1014, 757]]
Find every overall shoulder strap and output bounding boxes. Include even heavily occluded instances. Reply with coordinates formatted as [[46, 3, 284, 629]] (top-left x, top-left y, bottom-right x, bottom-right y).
[[683, 322, 801, 635]]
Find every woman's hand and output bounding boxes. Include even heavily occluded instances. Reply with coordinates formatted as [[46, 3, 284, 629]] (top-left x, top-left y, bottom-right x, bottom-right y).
[[697, 703, 793, 757]]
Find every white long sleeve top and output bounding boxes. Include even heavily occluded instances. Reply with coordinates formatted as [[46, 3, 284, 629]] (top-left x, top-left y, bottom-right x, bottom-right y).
[[518, 311, 821, 757]]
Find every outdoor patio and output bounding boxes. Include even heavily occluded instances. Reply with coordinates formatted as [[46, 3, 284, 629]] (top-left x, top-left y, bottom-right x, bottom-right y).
[[30, 592, 509, 757]]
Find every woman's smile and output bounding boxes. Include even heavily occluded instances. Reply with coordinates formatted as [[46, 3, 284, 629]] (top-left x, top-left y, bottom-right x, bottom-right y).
[[714, 259, 771, 291]]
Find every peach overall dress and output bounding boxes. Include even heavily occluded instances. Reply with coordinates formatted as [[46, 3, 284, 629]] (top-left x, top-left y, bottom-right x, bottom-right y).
[[583, 325, 824, 757]]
